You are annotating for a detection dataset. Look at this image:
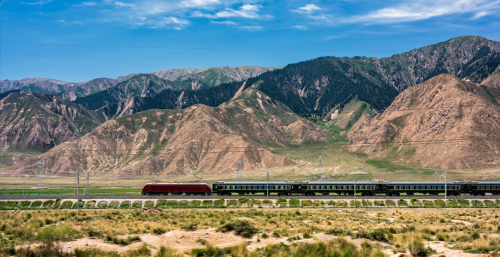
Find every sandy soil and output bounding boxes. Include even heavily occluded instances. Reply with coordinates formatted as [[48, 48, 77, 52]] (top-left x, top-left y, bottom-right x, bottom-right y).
[[19, 226, 497, 256]]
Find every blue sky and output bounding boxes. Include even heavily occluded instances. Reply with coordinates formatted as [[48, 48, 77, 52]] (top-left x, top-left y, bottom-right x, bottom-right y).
[[2, 0, 500, 82]]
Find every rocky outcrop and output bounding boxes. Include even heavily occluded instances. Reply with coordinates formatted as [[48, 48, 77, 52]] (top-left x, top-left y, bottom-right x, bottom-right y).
[[348, 74, 500, 169]]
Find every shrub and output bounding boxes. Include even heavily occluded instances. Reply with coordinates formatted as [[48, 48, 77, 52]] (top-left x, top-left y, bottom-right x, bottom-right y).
[[408, 240, 433, 257], [358, 230, 387, 242], [217, 220, 259, 238], [153, 228, 167, 235], [273, 231, 280, 238], [326, 229, 345, 236], [181, 223, 198, 231], [196, 238, 207, 245], [261, 233, 268, 239]]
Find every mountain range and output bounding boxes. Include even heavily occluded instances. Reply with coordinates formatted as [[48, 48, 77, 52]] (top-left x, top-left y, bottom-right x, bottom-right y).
[[2, 36, 500, 175], [0, 66, 279, 101]]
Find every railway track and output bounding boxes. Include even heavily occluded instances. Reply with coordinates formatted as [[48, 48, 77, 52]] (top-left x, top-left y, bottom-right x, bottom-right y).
[[0, 194, 499, 200]]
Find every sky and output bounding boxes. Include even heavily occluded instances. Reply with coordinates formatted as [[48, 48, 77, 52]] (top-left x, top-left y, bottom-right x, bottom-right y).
[[1, 0, 500, 82]]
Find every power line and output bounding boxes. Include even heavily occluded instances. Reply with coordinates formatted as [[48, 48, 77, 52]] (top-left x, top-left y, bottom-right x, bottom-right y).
[[0, 54, 297, 62], [1, 42, 402, 53]]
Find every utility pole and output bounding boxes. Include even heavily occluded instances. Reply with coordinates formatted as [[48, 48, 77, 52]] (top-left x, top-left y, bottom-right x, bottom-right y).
[[444, 171, 447, 204], [267, 172, 269, 198], [77, 172, 80, 212], [237, 160, 241, 181], [86, 172, 89, 196], [354, 178, 357, 212], [318, 156, 322, 178], [37, 161, 45, 188]]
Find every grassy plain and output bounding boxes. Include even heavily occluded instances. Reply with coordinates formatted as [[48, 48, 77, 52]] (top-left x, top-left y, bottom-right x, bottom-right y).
[[1, 208, 500, 256]]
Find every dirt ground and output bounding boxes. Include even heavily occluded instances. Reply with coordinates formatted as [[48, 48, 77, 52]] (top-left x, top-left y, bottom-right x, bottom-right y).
[[51, 229, 496, 257]]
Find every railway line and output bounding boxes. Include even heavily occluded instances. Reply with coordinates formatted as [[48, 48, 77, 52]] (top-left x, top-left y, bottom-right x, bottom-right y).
[[1, 194, 499, 200]]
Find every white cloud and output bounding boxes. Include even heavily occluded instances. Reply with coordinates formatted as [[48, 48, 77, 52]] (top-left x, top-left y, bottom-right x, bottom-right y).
[[21, 0, 52, 5], [181, 0, 220, 8], [211, 20, 262, 31], [291, 4, 333, 22], [211, 20, 238, 26], [239, 25, 262, 31], [193, 4, 264, 19], [292, 4, 321, 14], [106, 0, 135, 7], [74, 2, 96, 6], [294, 25, 308, 30], [346, 0, 500, 24], [136, 16, 189, 30]]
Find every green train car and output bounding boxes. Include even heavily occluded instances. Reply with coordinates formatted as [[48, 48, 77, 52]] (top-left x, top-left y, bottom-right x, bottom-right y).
[[467, 182, 500, 196], [212, 181, 295, 196], [297, 181, 380, 196], [382, 182, 465, 196]]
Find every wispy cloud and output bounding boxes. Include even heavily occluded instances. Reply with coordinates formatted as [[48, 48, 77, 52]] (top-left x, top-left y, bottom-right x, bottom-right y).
[[181, 0, 220, 8], [211, 20, 262, 31], [291, 4, 333, 22], [106, 0, 136, 8], [291, 4, 321, 14], [21, 0, 52, 6], [136, 17, 189, 30], [74, 2, 96, 7], [211, 20, 238, 26], [294, 25, 308, 30], [345, 0, 500, 24], [193, 4, 265, 19]]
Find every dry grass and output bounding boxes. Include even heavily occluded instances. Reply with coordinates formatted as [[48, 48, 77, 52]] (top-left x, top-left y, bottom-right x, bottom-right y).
[[1, 208, 500, 256]]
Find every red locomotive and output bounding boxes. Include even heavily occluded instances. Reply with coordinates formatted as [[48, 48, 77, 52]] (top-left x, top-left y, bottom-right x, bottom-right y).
[[141, 183, 211, 195]]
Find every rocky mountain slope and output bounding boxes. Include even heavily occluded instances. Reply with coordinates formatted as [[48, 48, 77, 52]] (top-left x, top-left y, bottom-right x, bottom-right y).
[[97, 80, 245, 119], [0, 92, 104, 151], [0, 78, 69, 94], [242, 36, 500, 117], [7, 88, 329, 175], [1, 66, 278, 101], [73, 74, 183, 110], [348, 74, 500, 169]]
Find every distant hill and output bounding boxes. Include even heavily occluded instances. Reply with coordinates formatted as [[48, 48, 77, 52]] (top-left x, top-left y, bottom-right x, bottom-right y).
[[0, 92, 104, 152], [348, 73, 500, 169], [0, 66, 279, 101], [7, 88, 329, 175]]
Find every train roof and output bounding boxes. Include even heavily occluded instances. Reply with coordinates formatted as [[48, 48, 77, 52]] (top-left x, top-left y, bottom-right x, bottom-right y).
[[467, 181, 500, 184], [213, 181, 295, 185], [144, 182, 209, 185], [297, 181, 380, 185], [382, 181, 465, 185]]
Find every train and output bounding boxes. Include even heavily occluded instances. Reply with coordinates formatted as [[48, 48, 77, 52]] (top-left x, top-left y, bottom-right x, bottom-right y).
[[141, 181, 500, 196]]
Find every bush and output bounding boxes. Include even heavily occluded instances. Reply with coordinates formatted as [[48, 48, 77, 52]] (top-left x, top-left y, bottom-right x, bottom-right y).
[[358, 230, 387, 242], [153, 227, 167, 235], [408, 240, 433, 257], [262, 233, 269, 239], [217, 220, 259, 238], [326, 229, 345, 236], [181, 223, 198, 231], [273, 231, 280, 238]]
